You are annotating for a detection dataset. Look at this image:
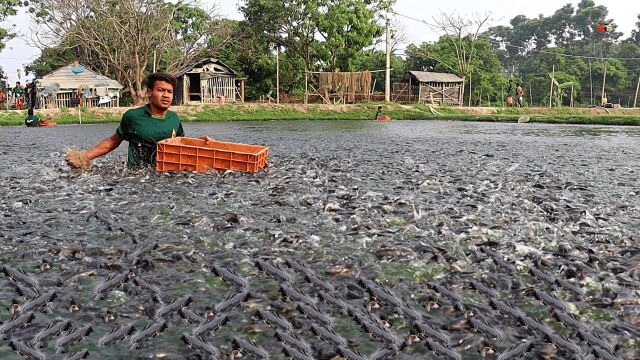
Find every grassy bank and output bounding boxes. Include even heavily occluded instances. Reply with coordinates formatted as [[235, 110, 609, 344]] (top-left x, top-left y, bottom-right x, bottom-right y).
[[2, 102, 640, 126]]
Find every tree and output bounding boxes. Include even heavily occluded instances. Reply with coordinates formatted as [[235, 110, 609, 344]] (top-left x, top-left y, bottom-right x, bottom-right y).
[[430, 11, 492, 105], [29, 0, 222, 104]]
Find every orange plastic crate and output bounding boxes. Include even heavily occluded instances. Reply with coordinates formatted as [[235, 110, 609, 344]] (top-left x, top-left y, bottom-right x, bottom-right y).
[[156, 137, 269, 173]]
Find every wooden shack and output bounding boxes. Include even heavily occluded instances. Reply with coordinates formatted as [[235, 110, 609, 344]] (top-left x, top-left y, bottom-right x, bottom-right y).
[[36, 63, 123, 108], [393, 71, 464, 105], [173, 58, 245, 105]]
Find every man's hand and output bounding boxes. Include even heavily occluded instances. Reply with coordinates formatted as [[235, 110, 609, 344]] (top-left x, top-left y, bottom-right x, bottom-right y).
[[201, 135, 214, 144], [66, 149, 92, 169]]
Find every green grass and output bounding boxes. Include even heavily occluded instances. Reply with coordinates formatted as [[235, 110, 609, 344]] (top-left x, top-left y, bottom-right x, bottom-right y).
[[2, 102, 640, 126]]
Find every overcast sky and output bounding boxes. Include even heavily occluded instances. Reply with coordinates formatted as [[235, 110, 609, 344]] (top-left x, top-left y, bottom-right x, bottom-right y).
[[0, 0, 637, 84]]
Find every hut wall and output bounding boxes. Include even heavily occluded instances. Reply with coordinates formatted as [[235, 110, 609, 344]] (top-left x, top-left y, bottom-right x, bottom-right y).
[[419, 82, 462, 105], [202, 77, 236, 103]]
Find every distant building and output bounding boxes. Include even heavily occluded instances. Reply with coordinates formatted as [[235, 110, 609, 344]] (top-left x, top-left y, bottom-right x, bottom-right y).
[[173, 58, 245, 105], [393, 71, 464, 105], [36, 62, 123, 108]]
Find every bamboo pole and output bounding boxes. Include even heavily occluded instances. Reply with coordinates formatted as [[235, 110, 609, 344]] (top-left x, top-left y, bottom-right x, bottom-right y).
[[634, 73, 640, 108], [589, 60, 593, 106], [549, 64, 554, 108], [529, 85, 532, 107], [601, 60, 608, 106], [570, 85, 574, 107]]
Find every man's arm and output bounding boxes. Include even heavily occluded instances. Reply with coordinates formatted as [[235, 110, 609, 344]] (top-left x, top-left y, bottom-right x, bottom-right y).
[[85, 133, 123, 160]]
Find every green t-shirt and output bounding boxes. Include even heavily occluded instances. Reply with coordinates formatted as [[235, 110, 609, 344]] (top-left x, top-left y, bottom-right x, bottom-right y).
[[13, 87, 24, 97], [116, 105, 184, 168], [25, 115, 40, 127]]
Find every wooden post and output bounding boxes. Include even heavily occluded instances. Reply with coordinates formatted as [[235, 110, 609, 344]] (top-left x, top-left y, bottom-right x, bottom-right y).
[[276, 45, 280, 104], [589, 60, 593, 106], [529, 85, 532, 107], [601, 60, 608, 106], [241, 80, 245, 103], [460, 79, 464, 107], [442, 83, 445, 104], [570, 85, 574, 107], [549, 64, 554, 108], [468, 73, 472, 107], [634, 73, 640, 108], [304, 70, 308, 104]]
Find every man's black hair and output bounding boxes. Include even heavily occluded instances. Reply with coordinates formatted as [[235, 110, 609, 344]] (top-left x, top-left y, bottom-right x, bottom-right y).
[[377, 106, 383, 110], [146, 72, 176, 91], [16, 81, 20, 85], [27, 108, 33, 116]]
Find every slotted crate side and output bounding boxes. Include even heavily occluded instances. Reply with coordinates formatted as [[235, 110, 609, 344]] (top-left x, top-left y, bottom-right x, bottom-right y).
[[156, 137, 269, 173]]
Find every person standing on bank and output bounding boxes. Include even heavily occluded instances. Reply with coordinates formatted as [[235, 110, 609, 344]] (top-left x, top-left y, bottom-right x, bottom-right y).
[[66, 72, 202, 169]]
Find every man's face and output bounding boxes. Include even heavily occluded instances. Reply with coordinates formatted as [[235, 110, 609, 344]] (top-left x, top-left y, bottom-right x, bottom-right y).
[[148, 80, 173, 111]]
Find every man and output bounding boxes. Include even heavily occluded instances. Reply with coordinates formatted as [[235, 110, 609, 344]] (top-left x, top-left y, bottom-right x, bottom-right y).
[[515, 83, 524, 107], [66, 72, 186, 169], [506, 79, 514, 107], [13, 82, 24, 110]]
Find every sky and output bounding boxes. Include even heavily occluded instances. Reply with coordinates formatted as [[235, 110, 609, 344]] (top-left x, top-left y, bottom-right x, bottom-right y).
[[0, 0, 637, 84]]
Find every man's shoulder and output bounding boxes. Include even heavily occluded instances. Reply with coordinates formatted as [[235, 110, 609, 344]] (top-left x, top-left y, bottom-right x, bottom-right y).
[[166, 109, 180, 120]]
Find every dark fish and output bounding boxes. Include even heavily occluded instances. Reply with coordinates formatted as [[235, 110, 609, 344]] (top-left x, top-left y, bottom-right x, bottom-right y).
[[309, 323, 347, 347], [0, 311, 35, 337], [179, 308, 206, 325], [480, 247, 517, 274], [155, 295, 192, 319], [528, 267, 556, 287], [255, 259, 291, 283], [33, 319, 71, 347], [129, 319, 167, 349], [428, 282, 465, 311], [532, 289, 567, 311], [181, 333, 219, 359], [424, 338, 462, 360], [119, 225, 139, 244], [577, 328, 616, 355], [21, 291, 56, 313], [469, 280, 499, 298], [357, 319, 400, 348], [497, 341, 533, 360], [592, 346, 622, 360], [369, 346, 399, 360], [468, 317, 502, 338], [9, 340, 46, 360], [56, 325, 93, 353], [401, 306, 424, 323], [305, 273, 336, 293], [2, 266, 39, 291], [413, 321, 451, 346], [542, 332, 580, 354], [337, 345, 367, 360], [9, 281, 38, 300], [193, 313, 228, 337], [94, 272, 129, 300], [98, 323, 135, 347], [130, 243, 158, 262], [63, 349, 90, 360], [282, 344, 314, 360], [488, 298, 526, 320], [256, 309, 294, 332], [93, 211, 115, 231], [358, 278, 403, 307], [518, 315, 549, 334], [555, 278, 584, 299], [552, 310, 587, 332], [274, 329, 312, 355], [232, 337, 270, 359], [214, 289, 249, 313], [296, 302, 333, 326], [318, 292, 348, 312], [285, 258, 309, 274], [279, 283, 314, 305], [211, 265, 249, 288], [133, 277, 162, 296]]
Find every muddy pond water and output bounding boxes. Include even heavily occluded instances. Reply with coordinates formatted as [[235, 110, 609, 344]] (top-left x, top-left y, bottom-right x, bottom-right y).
[[0, 120, 638, 359]]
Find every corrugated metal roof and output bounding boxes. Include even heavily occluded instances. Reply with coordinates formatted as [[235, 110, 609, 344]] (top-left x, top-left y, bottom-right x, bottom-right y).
[[408, 71, 464, 83], [174, 58, 237, 78], [38, 63, 123, 89]]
